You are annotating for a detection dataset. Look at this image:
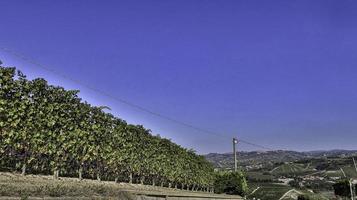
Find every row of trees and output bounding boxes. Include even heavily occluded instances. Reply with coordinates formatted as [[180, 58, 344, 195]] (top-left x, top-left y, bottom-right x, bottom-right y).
[[0, 64, 215, 191]]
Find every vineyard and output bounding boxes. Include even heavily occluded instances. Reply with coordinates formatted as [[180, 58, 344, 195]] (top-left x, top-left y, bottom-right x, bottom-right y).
[[0, 64, 215, 192]]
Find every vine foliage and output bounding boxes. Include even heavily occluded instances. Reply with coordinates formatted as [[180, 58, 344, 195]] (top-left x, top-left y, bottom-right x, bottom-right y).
[[0, 64, 215, 191]]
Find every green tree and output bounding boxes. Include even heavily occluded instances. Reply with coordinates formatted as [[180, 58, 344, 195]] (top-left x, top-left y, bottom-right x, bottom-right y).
[[214, 171, 248, 196], [0, 67, 18, 169], [297, 195, 311, 200], [333, 179, 351, 198]]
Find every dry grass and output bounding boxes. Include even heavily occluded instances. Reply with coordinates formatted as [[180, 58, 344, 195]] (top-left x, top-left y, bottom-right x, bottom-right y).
[[0, 172, 242, 200], [0, 172, 135, 199]]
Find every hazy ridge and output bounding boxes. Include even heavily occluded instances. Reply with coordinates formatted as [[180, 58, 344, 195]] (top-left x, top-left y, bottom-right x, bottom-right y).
[[204, 149, 357, 169]]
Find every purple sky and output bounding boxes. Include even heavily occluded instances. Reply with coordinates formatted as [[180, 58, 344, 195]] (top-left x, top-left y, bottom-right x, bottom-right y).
[[1, 0, 357, 154]]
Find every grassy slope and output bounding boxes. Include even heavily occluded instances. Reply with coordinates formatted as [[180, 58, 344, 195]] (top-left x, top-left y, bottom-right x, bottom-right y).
[[0, 172, 242, 200], [246, 171, 274, 181], [271, 163, 313, 176]]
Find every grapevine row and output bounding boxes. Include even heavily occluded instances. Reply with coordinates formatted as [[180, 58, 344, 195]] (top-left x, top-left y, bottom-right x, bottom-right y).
[[0, 65, 215, 191]]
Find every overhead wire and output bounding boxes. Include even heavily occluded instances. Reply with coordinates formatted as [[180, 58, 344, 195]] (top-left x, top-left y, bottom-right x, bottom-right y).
[[0, 46, 282, 151]]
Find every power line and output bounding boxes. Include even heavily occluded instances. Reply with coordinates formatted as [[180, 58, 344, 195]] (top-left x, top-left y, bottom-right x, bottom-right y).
[[0, 46, 279, 151], [239, 140, 275, 151]]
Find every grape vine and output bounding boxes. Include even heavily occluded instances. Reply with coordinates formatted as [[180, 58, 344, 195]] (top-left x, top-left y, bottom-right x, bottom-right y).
[[0, 65, 215, 192]]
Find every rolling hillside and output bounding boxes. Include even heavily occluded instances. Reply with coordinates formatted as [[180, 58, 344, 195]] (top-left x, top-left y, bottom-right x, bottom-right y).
[[205, 150, 357, 200], [204, 150, 357, 170], [270, 163, 314, 176]]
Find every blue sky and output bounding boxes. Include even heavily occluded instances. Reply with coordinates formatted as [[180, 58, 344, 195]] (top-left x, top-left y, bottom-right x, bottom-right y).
[[1, 0, 357, 153]]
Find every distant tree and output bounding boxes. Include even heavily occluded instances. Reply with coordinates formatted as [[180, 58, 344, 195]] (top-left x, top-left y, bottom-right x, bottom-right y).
[[304, 180, 333, 191], [297, 195, 310, 200], [333, 179, 350, 198], [289, 179, 301, 188]]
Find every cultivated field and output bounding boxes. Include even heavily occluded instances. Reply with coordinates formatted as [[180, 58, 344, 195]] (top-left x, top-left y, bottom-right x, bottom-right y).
[[247, 183, 292, 200], [270, 163, 313, 176]]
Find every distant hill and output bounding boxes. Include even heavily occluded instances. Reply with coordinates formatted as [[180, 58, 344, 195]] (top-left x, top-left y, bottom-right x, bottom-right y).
[[204, 150, 357, 169], [249, 154, 357, 199], [205, 150, 357, 200]]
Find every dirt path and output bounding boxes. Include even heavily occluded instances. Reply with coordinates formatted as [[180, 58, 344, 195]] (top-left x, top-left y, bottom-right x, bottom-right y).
[[270, 166, 280, 173], [249, 187, 260, 195], [278, 189, 302, 200]]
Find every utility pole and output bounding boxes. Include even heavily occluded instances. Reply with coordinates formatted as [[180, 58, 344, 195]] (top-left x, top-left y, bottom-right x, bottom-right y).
[[233, 138, 238, 172], [349, 178, 354, 200], [353, 158, 357, 200]]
